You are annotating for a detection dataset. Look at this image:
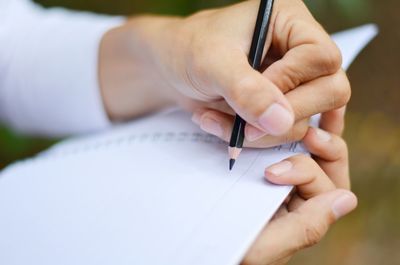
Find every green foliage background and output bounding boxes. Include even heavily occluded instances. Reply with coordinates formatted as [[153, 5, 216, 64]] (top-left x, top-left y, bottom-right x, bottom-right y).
[[1, 0, 400, 264]]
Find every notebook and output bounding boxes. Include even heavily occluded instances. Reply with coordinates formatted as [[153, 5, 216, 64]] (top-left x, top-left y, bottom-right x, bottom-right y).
[[0, 25, 378, 265]]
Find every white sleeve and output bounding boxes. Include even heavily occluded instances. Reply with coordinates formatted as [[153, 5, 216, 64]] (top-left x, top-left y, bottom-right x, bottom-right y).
[[0, 0, 124, 137]]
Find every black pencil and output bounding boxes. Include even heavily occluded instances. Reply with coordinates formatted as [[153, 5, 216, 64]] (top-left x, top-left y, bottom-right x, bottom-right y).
[[229, 0, 275, 170]]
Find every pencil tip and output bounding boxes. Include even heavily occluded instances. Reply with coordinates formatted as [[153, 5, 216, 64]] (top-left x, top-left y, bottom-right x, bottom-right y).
[[229, 159, 236, 171]]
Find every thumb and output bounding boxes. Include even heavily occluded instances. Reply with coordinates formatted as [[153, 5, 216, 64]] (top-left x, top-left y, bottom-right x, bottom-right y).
[[217, 55, 295, 136], [245, 190, 357, 264], [290, 190, 357, 249]]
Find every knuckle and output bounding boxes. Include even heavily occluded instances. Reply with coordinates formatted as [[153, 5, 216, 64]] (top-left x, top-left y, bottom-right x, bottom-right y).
[[296, 213, 330, 249], [275, 61, 304, 92], [283, 121, 308, 144], [332, 136, 349, 161], [319, 43, 342, 74], [303, 222, 325, 248], [329, 71, 352, 109]]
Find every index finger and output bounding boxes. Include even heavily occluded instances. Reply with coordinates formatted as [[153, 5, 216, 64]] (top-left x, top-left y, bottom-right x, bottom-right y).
[[265, 155, 336, 199], [263, 1, 342, 92]]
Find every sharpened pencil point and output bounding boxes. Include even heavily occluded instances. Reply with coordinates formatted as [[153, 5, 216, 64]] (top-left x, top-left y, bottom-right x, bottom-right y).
[[229, 159, 236, 171]]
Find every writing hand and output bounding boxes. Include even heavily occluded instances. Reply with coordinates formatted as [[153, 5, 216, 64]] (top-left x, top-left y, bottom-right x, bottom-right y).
[[101, 0, 350, 149]]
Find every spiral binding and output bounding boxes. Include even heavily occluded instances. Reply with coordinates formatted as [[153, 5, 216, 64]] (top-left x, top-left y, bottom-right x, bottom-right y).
[[37, 131, 303, 160]]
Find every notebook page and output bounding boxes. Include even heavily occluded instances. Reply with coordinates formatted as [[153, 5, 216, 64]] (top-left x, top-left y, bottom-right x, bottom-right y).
[[0, 25, 378, 265], [0, 111, 304, 265]]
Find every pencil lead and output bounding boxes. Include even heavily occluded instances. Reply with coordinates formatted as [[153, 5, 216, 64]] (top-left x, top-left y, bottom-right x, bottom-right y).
[[229, 159, 236, 171]]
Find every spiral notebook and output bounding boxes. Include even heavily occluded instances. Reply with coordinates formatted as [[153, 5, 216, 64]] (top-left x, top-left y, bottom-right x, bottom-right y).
[[0, 25, 377, 265]]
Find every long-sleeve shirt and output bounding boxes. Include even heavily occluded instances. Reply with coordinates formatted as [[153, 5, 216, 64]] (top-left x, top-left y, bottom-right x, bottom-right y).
[[0, 0, 123, 136]]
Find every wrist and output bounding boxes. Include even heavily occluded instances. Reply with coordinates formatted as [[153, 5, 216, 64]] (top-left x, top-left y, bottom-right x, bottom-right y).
[[128, 16, 205, 106], [99, 16, 182, 121]]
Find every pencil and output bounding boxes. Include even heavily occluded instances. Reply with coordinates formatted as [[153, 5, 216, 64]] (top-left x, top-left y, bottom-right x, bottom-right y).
[[229, 0, 275, 170]]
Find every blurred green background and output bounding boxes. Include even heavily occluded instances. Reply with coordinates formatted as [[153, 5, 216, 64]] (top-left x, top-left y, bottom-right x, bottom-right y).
[[1, 0, 399, 264]]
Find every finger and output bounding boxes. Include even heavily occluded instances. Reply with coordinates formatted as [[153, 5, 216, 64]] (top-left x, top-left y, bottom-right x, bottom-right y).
[[183, 1, 294, 136], [286, 193, 305, 212], [191, 109, 309, 148], [244, 190, 357, 264], [193, 111, 350, 189], [319, 106, 347, 136], [181, 98, 235, 116], [285, 69, 351, 122], [303, 127, 350, 189], [265, 155, 336, 199], [303, 127, 348, 162], [263, 10, 342, 93], [217, 53, 295, 136], [191, 109, 233, 141], [245, 119, 308, 143]]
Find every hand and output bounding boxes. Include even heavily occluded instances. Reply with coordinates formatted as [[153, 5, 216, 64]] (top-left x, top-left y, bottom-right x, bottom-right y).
[[241, 108, 357, 265], [100, 0, 350, 148]]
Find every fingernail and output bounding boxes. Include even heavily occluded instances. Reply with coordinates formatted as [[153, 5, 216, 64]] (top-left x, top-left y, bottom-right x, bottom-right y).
[[266, 161, 293, 176], [258, 103, 294, 136], [200, 117, 224, 137], [331, 193, 357, 220], [315, 128, 331, 142], [191, 112, 202, 125], [246, 126, 267, 142]]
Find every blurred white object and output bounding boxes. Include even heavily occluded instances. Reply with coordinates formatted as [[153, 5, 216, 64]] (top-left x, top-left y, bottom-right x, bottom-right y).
[[332, 24, 378, 70], [0, 0, 122, 136]]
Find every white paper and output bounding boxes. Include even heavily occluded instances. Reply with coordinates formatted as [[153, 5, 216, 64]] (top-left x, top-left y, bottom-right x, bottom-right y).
[[332, 24, 378, 70], [0, 25, 377, 265]]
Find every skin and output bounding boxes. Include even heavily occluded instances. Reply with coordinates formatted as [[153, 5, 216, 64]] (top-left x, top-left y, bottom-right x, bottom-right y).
[[99, 0, 350, 147], [240, 107, 357, 265], [98, 0, 356, 264], [191, 107, 354, 265]]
